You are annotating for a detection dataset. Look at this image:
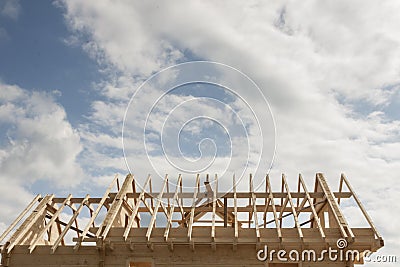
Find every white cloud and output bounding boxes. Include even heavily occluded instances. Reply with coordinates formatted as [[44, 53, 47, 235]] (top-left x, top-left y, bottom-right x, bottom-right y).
[[58, 0, 400, 261], [0, 0, 20, 20], [0, 82, 92, 243], [61, 1, 184, 76], [0, 83, 85, 187]]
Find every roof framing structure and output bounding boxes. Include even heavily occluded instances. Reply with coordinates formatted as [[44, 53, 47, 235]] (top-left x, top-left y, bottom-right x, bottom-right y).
[[0, 173, 384, 262]]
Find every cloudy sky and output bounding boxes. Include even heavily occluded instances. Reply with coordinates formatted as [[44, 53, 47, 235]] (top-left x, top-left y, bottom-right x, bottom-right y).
[[0, 0, 399, 264]]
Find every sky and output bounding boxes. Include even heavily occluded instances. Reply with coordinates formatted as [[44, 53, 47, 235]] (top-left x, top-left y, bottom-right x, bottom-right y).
[[0, 0, 400, 265]]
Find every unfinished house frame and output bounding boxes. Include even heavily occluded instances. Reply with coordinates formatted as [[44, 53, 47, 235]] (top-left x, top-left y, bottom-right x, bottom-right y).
[[0, 173, 383, 267]]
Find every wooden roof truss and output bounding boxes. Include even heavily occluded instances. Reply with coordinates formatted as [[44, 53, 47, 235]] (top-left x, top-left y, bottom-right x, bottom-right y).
[[0, 173, 383, 254]]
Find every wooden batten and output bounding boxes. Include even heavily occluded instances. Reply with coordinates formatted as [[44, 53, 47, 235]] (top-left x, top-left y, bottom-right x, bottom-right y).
[[0, 173, 384, 267]]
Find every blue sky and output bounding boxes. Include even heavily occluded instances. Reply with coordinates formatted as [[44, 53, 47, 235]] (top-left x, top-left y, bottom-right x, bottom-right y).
[[0, 1, 399, 263], [0, 0, 98, 124]]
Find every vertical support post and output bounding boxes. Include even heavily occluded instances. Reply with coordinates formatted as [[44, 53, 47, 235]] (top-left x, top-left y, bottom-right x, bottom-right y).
[[224, 197, 228, 228]]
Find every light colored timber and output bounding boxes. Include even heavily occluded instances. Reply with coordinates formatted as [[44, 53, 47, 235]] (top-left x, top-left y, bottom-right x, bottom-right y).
[[164, 174, 182, 241], [97, 191, 353, 201], [299, 174, 326, 239], [233, 174, 238, 240], [51, 194, 89, 253], [250, 174, 260, 239], [43, 192, 353, 204], [75, 174, 118, 249], [211, 174, 218, 240], [0, 194, 41, 244], [6, 194, 54, 253], [266, 175, 282, 239], [146, 175, 168, 242], [316, 173, 355, 240], [211, 174, 218, 251], [187, 174, 200, 241], [0, 172, 383, 267], [132, 205, 326, 214], [97, 174, 134, 239], [282, 174, 303, 239], [29, 194, 72, 253], [123, 174, 152, 240], [278, 195, 289, 228], [262, 179, 271, 228], [340, 173, 382, 240]]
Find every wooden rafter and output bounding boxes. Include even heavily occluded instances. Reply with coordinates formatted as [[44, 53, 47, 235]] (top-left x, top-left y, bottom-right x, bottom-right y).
[[299, 174, 325, 239], [340, 173, 382, 241], [0, 172, 382, 254], [316, 173, 354, 240], [250, 174, 260, 240], [211, 174, 217, 240], [29, 194, 72, 253], [266, 175, 282, 240], [7, 194, 54, 253], [278, 195, 289, 228], [282, 174, 303, 239], [262, 180, 270, 228], [0, 194, 41, 244], [233, 174, 238, 240], [51, 194, 89, 254], [146, 175, 168, 242], [187, 174, 200, 241], [123, 174, 151, 240], [164, 174, 182, 241], [74, 175, 118, 250], [99, 174, 134, 238], [211, 174, 218, 251]]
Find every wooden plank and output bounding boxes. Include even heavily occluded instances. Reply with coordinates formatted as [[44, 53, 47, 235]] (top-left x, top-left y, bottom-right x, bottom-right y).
[[262, 179, 270, 228], [248, 174, 252, 228], [211, 174, 218, 239], [296, 194, 308, 212], [176, 176, 185, 222], [187, 174, 200, 241], [97, 174, 134, 238], [299, 174, 325, 239], [180, 176, 184, 221], [29, 194, 72, 253], [316, 173, 353, 239], [131, 174, 140, 228], [6, 194, 54, 253], [212, 174, 218, 251], [159, 201, 169, 218], [297, 177, 301, 209], [141, 197, 154, 215], [166, 175, 170, 210], [0, 194, 41, 243], [110, 191, 352, 200], [132, 205, 319, 214], [278, 196, 289, 228], [266, 175, 282, 239], [341, 173, 382, 240], [123, 174, 152, 240], [146, 175, 168, 241], [250, 174, 260, 239], [223, 198, 228, 228], [149, 176, 154, 213], [233, 174, 238, 240], [338, 173, 345, 205], [75, 174, 118, 250], [282, 174, 303, 239], [164, 175, 182, 241], [51, 194, 89, 253]]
